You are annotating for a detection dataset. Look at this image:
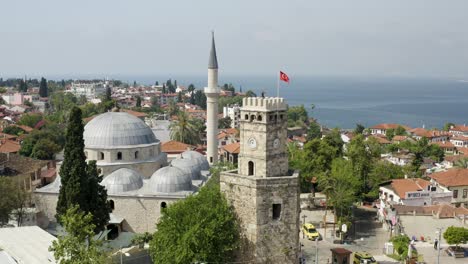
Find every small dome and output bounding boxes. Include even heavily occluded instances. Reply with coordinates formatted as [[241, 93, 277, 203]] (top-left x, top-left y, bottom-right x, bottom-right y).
[[84, 112, 158, 149], [101, 168, 144, 194], [149, 166, 192, 193], [181, 150, 209, 170], [171, 158, 201, 180]]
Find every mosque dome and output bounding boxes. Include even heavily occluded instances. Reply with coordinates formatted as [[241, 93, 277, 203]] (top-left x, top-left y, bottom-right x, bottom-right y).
[[180, 150, 210, 170], [101, 168, 144, 194], [149, 166, 192, 193], [84, 112, 158, 149], [171, 157, 202, 180]]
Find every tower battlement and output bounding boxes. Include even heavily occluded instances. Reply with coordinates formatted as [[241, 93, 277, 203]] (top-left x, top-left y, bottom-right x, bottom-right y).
[[242, 97, 287, 112]]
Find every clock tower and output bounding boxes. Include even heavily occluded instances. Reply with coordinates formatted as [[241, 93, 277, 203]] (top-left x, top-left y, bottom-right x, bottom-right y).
[[220, 97, 300, 264], [238, 97, 288, 177]]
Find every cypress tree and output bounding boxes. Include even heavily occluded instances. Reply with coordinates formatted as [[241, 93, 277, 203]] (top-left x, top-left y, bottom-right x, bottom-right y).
[[39, 77, 48, 97], [105, 86, 111, 102], [56, 107, 110, 233], [136, 96, 142, 107]]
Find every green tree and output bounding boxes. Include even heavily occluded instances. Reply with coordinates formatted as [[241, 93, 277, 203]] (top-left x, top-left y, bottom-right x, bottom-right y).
[[0, 177, 19, 225], [49, 206, 107, 264], [85, 161, 110, 233], [390, 235, 410, 260], [149, 186, 239, 264], [245, 90, 256, 97], [218, 116, 232, 129], [385, 128, 395, 140], [105, 86, 111, 102], [169, 111, 201, 145], [194, 90, 207, 109], [306, 122, 322, 141], [443, 122, 455, 131], [18, 113, 43, 127], [56, 107, 110, 232], [136, 96, 142, 108], [287, 105, 309, 125], [367, 161, 404, 199], [177, 91, 183, 103], [19, 128, 64, 158], [18, 79, 28, 92], [323, 128, 344, 157], [187, 84, 196, 104], [454, 157, 468, 168], [3, 126, 25, 136], [31, 138, 61, 160], [443, 226, 468, 249], [354, 123, 365, 134], [395, 125, 407, 136], [39, 77, 48, 97]]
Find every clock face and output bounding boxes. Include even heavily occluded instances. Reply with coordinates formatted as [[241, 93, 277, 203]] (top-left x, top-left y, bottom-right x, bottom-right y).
[[248, 137, 257, 149], [273, 138, 280, 148]]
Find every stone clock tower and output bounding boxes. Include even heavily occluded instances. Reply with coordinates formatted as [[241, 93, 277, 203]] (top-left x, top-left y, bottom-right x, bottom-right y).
[[220, 97, 300, 264]]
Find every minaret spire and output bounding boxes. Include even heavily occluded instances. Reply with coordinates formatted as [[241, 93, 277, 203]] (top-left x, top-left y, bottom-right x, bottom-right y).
[[208, 31, 218, 69]]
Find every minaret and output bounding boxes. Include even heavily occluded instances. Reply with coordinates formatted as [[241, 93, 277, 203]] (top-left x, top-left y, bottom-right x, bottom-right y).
[[204, 32, 220, 164]]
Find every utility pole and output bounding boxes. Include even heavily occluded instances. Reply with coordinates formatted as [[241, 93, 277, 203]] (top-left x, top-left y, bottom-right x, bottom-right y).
[[436, 228, 442, 264], [315, 237, 319, 264], [302, 215, 307, 239]]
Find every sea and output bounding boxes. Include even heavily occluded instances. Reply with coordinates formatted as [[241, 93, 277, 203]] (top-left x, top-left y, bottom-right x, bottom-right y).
[[56, 74, 468, 129]]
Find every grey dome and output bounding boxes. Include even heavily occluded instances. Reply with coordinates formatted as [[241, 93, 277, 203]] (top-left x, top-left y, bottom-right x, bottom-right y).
[[149, 166, 192, 193], [181, 150, 209, 170], [101, 168, 144, 194], [84, 112, 158, 149], [171, 158, 202, 180]]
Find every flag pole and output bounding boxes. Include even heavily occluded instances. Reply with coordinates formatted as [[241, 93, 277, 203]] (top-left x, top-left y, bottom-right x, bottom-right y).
[[277, 72, 280, 98]]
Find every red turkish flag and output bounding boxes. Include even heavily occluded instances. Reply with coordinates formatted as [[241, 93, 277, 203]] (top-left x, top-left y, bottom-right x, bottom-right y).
[[280, 71, 290, 83]]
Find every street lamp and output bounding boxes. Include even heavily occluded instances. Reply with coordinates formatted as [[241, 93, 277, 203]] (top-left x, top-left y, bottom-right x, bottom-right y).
[[302, 215, 307, 239], [435, 228, 443, 264]]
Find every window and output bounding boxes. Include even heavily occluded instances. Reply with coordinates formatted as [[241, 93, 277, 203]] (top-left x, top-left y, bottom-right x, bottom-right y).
[[117, 152, 122, 160], [109, 200, 115, 211], [463, 189, 467, 198], [161, 202, 167, 209], [245, 114, 249, 120], [453, 190, 458, 199], [280, 114, 284, 120], [250, 115, 255, 121], [99, 152, 104, 160], [135, 151, 139, 159], [248, 161, 254, 176], [257, 115, 262, 121], [272, 204, 281, 220], [210, 157, 213, 163]]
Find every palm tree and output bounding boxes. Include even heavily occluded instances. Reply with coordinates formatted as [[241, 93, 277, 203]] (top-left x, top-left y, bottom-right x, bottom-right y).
[[169, 111, 200, 145], [454, 157, 468, 168]]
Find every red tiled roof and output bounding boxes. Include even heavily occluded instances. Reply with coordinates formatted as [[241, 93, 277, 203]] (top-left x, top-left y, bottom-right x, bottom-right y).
[[410, 128, 449, 138], [371, 123, 411, 130], [392, 135, 408, 142], [450, 125, 468, 132], [369, 135, 391, 144], [161, 140, 194, 154], [430, 141, 455, 148], [430, 168, 468, 187], [13, 124, 33, 133], [388, 178, 431, 198], [450, 135, 468, 141], [0, 139, 20, 153], [222, 142, 240, 154], [121, 109, 148, 118]]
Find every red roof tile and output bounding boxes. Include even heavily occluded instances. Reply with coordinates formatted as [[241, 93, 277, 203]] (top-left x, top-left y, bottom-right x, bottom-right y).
[[388, 178, 431, 198], [222, 142, 240, 154], [430, 168, 468, 187]]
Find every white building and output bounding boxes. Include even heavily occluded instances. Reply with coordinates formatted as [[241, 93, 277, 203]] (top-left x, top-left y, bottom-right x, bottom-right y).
[[430, 168, 468, 207], [67, 81, 106, 99], [223, 104, 241, 128]]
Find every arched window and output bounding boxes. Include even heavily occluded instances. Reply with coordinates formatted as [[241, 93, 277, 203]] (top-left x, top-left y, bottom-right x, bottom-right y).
[[257, 115, 262, 121], [250, 115, 255, 122], [135, 151, 139, 159], [99, 152, 104, 160], [280, 114, 284, 120], [161, 202, 167, 209], [109, 200, 115, 211], [245, 114, 249, 120], [248, 161, 254, 176], [117, 152, 122, 160]]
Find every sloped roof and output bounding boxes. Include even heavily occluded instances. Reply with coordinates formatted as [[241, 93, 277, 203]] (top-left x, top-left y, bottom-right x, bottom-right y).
[[222, 142, 240, 154], [382, 178, 431, 198], [0, 139, 20, 153], [371, 123, 411, 130], [430, 168, 468, 187], [161, 140, 194, 153]]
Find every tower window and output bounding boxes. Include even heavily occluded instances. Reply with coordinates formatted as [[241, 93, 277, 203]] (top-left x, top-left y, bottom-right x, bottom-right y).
[[135, 151, 139, 159], [248, 161, 254, 176], [161, 202, 167, 209], [117, 152, 122, 160], [257, 115, 262, 121], [109, 200, 115, 211], [272, 204, 281, 220], [245, 114, 249, 120], [250, 115, 255, 121], [99, 152, 104, 160], [280, 114, 284, 120]]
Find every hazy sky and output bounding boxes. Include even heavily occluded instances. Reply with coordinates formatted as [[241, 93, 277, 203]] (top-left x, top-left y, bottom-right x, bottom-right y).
[[1, 0, 468, 79]]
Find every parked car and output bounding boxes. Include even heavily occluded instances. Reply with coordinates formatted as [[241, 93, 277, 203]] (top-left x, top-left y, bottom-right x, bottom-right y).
[[302, 223, 321, 241], [352, 251, 377, 264]]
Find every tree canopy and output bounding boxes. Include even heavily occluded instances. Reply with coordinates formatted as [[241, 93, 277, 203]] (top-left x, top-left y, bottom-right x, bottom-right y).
[[49, 206, 107, 264], [0, 177, 27, 226], [39, 77, 48, 97], [443, 226, 468, 248], [169, 111, 202, 145], [149, 183, 240, 264]]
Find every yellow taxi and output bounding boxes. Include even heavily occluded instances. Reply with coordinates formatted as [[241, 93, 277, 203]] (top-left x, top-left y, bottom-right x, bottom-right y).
[[352, 251, 377, 264], [302, 223, 320, 241]]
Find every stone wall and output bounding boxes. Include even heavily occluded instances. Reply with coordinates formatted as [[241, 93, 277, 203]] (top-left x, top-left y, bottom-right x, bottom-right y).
[[220, 170, 300, 264]]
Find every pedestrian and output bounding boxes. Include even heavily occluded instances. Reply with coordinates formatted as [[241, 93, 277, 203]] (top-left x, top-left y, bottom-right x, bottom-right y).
[[434, 238, 438, 250]]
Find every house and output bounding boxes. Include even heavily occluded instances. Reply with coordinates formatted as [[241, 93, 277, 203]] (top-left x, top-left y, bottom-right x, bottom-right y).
[[370, 123, 410, 136], [431, 141, 456, 154], [221, 142, 240, 164], [379, 178, 451, 206], [385, 151, 414, 166], [161, 140, 195, 161], [430, 168, 468, 207], [450, 135, 468, 148], [0, 153, 49, 191], [449, 125, 468, 137], [392, 135, 414, 144], [369, 134, 391, 145], [0, 139, 21, 153], [408, 128, 450, 142], [217, 128, 238, 147]]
